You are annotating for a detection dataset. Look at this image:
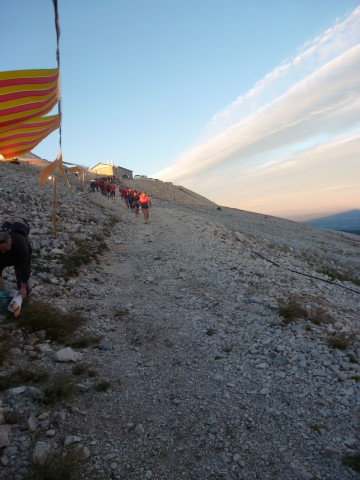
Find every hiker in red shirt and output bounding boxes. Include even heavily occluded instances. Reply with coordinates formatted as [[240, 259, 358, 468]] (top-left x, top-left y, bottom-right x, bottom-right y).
[[109, 184, 115, 200], [119, 187, 126, 201], [139, 191, 151, 222]]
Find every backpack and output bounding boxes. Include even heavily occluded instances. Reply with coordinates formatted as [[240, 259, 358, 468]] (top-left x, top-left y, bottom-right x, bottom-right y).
[[0, 217, 30, 237]]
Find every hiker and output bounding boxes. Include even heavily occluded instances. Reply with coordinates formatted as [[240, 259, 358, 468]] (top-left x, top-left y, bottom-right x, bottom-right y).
[[132, 190, 140, 217], [119, 186, 126, 202], [0, 218, 32, 299], [127, 188, 134, 209], [109, 184, 116, 200], [139, 191, 151, 222]]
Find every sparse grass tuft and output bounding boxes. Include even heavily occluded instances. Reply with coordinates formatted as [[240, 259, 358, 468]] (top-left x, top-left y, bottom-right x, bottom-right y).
[[0, 368, 49, 391], [0, 345, 8, 365], [308, 306, 333, 326], [93, 380, 111, 392], [24, 450, 82, 480], [0, 330, 17, 366], [278, 296, 307, 323], [310, 423, 326, 434], [72, 364, 97, 378], [206, 328, 216, 336], [114, 308, 129, 320], [317, 267, 360, 287], [61, 241, 102, 277], [348, 354, 357, 364], [19, 301, 86, 343], [31, 261, 52, 274], [221, 346, 232, 353], [60, 232, 108, 277], [342, 451, 360, 473], [107, 214, 120, 227], [67, 335, 99, 349], [72, 364, 88, 376], [42, 373, 79, 405], [0, 340, 11, 366], [327, 331, 357, 351]]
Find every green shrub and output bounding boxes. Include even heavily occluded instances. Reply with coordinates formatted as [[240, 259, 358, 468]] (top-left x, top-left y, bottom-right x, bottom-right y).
[[93, 380, 111, 392], [19, 301, 86, 343], [67, 335, 99, 349], [72, 364, 88, 376], [72, 364, 97, 378], [60, 232, 108, 278], [342, 451, 360, 473], [24, 450, 82, 480], [0, 368, 49, 391], [316, 267, 360, 286], [43, 373, 79, 405]]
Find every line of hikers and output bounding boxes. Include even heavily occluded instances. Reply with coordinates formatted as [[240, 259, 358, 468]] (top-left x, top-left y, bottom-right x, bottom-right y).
[[89, 179, 152, 222], [119, 187, 151, 222], [90, 178, 116, 198]]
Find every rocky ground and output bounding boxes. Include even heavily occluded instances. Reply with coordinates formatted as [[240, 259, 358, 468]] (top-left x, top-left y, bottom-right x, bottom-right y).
[[0, 159, 360, 480]]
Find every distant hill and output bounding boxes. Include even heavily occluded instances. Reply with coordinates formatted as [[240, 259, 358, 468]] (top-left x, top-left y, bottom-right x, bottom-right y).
[[304, 209, 360, 235]]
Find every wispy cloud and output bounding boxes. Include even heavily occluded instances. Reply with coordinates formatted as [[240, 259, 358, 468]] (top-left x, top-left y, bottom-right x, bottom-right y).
[[154, 7, 360, 216], [196, 131, 360, 216]]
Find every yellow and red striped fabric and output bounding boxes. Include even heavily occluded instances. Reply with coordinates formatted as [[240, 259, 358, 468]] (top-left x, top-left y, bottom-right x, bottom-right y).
[[0, 68, 60, 159], [0, 114, 61, 159]]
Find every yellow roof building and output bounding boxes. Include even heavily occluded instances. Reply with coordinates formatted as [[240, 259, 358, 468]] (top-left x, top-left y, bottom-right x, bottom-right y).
[[89, 162, 133, 178]]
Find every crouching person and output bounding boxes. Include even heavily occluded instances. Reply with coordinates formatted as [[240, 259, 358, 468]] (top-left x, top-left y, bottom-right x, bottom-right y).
[[0, 221, 32, 299]]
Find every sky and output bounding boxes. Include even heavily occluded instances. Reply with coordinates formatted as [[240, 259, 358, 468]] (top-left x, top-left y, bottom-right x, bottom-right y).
[[1, 0, 359, 219]]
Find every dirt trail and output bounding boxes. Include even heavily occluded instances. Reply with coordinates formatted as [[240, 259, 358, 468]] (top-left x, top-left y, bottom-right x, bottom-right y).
[[72, 195, 228, 478]]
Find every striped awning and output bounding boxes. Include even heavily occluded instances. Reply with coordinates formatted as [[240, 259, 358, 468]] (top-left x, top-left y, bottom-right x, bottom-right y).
[[0, 68, 60, 159]]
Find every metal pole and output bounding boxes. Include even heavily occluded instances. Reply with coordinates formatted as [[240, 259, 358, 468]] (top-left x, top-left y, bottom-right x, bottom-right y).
[[52, 175, 57, 237]]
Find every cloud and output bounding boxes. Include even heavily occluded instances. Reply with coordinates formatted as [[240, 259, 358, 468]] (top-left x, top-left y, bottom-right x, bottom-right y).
[[192, 131, 360, 217], [153, 7, 360, 216], [203, 6, 360, 136], [156, 44, 360, 181]]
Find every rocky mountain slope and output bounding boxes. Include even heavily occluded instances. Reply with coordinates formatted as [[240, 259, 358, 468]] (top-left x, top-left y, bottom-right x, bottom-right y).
[[0, 159, 359, 480]]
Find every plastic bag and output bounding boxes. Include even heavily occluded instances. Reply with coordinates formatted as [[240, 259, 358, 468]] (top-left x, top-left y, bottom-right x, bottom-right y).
[[8, 294, 23, 318]]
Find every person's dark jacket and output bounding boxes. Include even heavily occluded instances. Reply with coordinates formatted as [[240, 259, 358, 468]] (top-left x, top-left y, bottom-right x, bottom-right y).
[[0, 232, 31, 286]]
